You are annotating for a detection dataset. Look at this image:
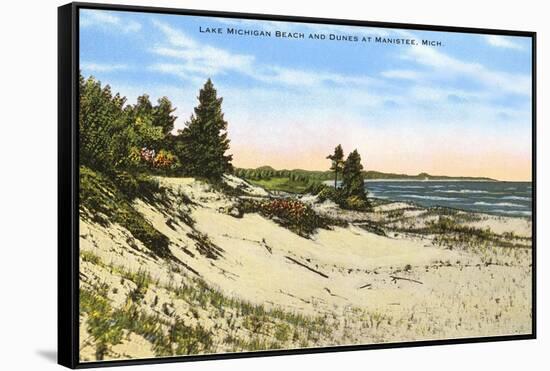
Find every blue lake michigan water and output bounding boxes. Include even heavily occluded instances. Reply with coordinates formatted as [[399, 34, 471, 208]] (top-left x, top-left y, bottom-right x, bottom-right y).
[[364, 181, 532, 218]]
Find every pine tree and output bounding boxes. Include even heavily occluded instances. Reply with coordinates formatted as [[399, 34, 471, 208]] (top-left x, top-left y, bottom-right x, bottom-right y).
[[177, 79, 232, 180], [153, 97, 177, 136], [326, 144, 344, 188], [79, 75, 127, 171], [342, 149, 366, 199]]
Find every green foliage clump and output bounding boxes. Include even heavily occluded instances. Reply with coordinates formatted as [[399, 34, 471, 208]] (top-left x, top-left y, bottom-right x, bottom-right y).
[[80, 286, 125, 360], [304, 181, 328, 195], [317, 146, 371, 210], [168, 321, 213, 355], [341, 149, 367, 200], [345, 195, 369, 210], [79, 76, 178, 174], [80, 286, 214, 359], [80, 75, 245, 182], [317, 180, 371, 211], [317, 186, 346, 205], [80, 166, 171, 259]]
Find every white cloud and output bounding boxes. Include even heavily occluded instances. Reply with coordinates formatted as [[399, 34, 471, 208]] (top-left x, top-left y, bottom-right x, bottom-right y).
[[151, 45, 255, 76], [81, 62, 129, 73], [381, 69, 423, 80], [406, 45, 531, 96], [213, 17, 405, 39], [81, 10, 141, 33], [485, 35, 524, 50], [151, 20, 197, 48], [150, 21, 378, 88]]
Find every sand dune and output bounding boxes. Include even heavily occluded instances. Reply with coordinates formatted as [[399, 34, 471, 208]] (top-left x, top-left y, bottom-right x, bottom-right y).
[[78, 175, 532, 362]]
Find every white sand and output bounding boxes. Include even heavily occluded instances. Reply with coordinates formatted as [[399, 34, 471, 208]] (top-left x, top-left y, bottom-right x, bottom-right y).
[[79, 176, 532, 361]]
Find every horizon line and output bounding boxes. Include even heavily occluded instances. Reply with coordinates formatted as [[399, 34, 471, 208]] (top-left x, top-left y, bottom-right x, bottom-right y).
[[233, 165, 532, 182]]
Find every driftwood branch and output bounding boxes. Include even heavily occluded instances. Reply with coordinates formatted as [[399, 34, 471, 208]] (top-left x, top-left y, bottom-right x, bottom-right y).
[[390, 275, 423, 284], [358, 283, 372, 289], [323, 287, 347, 300], [285, 256, 329, 278]]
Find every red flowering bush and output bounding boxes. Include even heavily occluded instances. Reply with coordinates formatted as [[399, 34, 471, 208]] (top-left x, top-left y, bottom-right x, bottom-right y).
[[240, 198, 344, 237], [153, 150, 176, 169]]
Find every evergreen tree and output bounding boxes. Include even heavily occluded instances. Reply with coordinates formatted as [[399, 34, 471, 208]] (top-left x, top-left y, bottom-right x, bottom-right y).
[[326, 144, 344, 188], [341, 149, 366, 199], [79, 75, 127, 171], [176, 79, 232, 180], [132, 94, 153, 120], [153, 97, 177, 135]]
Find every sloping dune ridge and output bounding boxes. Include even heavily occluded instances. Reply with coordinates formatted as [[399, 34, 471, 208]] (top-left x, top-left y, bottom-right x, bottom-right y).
[[79, 175, 532, 362]]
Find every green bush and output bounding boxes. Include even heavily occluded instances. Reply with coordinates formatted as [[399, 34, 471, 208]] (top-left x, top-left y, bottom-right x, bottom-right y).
[[304, 181, 327, 195], [112, 171, 140, 199], [345, 195, 370, 211], [317, 187, 345, 204]]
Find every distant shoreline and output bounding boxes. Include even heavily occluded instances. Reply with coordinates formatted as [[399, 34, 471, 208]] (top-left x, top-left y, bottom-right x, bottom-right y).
[[234, 166, 530, 183], [363, 179, 530, 183], [320, 179, 530, 184]]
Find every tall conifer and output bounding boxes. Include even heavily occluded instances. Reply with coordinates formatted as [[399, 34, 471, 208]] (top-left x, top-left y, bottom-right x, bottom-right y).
[[327, 144, 345, 188], [178, 79, 232, 180], [342, 149, 366, 199]]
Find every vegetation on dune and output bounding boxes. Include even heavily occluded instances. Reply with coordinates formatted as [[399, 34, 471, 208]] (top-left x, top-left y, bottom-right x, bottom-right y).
[[425, 216, 531, 251], [240, 198, 346, 237], [79, 75, 235, 257], [79, 75, 178, 174], [370, 206, 531, 264], [80, 252, 332, 359], [80, 166, 171, 259], [80, 75, 233, 194], [235, 146, 371, 210], [80, 286, 213, 360], [318, 146, 371, 211]]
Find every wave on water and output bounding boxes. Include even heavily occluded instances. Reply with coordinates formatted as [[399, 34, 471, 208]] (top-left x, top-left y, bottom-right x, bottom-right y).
[[387, 185, 424, 189], [367, 181, 532, 217], [502, 196, 531, 201], [473, 201, 526, 208], [435, 189, 490, 194], [402, 194, 459, 201]]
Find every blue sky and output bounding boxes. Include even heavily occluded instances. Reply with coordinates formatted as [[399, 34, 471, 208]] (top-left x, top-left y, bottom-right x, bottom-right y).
[[79, 9, 533, 180]]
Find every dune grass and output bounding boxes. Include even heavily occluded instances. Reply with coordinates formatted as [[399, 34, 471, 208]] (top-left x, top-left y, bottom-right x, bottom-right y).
[[80, 250, 333, 358], [80, 166, 171, 259]]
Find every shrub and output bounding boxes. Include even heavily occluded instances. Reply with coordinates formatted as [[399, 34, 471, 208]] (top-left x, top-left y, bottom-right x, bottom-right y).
[[345, 195, 370, 211], [317, 187, 345, 205], [240, 198, 344, 237], [153, 149, 177, 170], [111, 171, 140, 199], [304, 182, 327, 195]]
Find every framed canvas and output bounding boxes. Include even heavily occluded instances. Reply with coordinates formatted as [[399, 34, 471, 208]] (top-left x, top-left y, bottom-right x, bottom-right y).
[[58, 2, 537, 368]]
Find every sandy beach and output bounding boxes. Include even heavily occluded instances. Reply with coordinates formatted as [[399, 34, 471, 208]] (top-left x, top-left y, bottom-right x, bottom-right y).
[[78, 175, 532, 361]]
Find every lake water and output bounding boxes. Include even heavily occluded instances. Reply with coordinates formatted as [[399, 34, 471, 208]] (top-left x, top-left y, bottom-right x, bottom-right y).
[[364, 181, 532, 217]]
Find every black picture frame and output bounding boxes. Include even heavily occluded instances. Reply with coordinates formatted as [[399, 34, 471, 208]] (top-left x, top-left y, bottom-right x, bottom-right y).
[[58, 2, 537, 368]]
